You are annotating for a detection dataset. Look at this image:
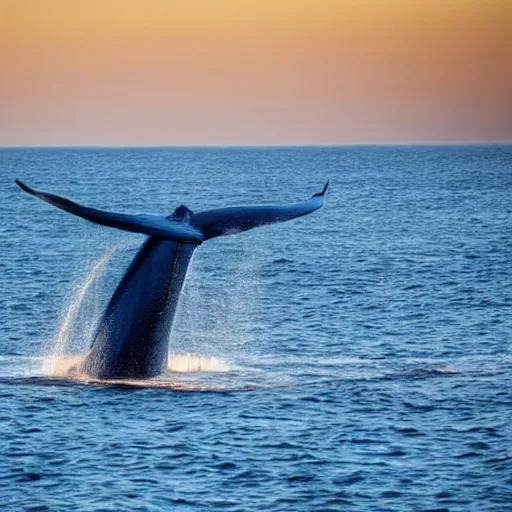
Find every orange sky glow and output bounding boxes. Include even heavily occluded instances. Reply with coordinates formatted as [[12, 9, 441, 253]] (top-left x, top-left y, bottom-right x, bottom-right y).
[[1, 0, 510, 145]]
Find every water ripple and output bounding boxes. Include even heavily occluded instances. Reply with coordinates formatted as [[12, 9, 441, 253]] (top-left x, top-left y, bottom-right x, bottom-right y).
[[1, 146, 511, 511]]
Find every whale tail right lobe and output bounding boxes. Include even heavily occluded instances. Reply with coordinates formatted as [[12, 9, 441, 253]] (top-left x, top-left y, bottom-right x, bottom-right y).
[[193, 180, 329, 240]]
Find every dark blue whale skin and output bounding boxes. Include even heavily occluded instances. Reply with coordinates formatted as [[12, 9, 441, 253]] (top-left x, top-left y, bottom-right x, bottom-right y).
[[83, 238, 196, 379], [16, 179, 328, 379]]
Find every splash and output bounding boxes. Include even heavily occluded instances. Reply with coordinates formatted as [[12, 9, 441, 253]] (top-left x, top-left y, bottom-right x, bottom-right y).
[[168, 353, 231, 373], [172, 239, 260, 358], [39, 243, 250, 382], [43, 248, 118, 376], [47, 354, 88, 378]]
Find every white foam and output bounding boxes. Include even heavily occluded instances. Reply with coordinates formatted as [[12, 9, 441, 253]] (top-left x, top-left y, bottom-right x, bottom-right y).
[[167, 353, 231, 373], [45, 354, 87, 378]]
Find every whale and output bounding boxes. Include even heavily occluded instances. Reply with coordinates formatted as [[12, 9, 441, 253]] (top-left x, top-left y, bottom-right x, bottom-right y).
[[16, 179, 329, 380]]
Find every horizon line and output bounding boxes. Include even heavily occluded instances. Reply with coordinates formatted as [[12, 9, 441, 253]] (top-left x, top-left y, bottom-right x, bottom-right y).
[[0, 141, 511, 149]]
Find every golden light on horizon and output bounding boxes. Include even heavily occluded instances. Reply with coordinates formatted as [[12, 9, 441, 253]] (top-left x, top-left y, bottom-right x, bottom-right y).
[[1, 0, 510, 145]]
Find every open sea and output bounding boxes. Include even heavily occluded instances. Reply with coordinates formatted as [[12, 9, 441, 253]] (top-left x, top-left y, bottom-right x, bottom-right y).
[[0, 146, 511, 511]]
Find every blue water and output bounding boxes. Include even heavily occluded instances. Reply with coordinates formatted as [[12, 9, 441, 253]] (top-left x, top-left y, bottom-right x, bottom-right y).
[[0, 146, 511, 511]]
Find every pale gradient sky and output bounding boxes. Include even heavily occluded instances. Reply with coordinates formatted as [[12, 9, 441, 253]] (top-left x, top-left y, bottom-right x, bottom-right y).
[[1, 0, 510, 145]]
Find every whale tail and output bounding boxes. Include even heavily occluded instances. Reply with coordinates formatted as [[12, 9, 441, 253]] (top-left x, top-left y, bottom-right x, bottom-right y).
[[16, 178, 329, 379], [16, 179, 329, 243]]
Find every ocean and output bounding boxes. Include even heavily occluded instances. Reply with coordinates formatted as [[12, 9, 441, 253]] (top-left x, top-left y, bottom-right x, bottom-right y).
[[0, 146, 511, 511]]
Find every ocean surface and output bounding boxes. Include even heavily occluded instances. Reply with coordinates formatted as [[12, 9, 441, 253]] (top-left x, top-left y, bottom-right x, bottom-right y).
[[0, 146, 511, 512]]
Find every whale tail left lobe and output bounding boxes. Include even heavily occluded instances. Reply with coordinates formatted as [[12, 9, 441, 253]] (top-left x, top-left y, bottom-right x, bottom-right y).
[[15, 179, 204, 243]]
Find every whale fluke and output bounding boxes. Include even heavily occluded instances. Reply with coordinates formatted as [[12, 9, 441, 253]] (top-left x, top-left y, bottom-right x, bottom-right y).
[[17, 178, 329, 379]]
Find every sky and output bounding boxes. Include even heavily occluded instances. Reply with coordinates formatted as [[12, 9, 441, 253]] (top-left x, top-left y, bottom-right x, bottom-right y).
[[1, 0, 510, 145]]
